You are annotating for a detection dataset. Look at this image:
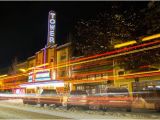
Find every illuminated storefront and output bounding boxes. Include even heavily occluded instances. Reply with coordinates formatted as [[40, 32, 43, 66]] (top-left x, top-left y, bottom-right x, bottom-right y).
[[20, 80, 64, 94], [68, 57, 115, 92]]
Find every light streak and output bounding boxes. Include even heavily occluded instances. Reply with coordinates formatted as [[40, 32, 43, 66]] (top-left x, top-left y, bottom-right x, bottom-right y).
[[19, 69, 26, 73], [119, 70, 160, 78], [121, 71, 160, 79], [56, 44, 160, 69], [1, 40, 160, 88], [0, 74, 8, 78], [142, 33, 160, 41], [40, 40, 160, 69], [34, 69, 50, 73], [1, 73, 27, 80], [20, 82, 64, 88], [28, 63, 49, 71], [67, 96, 132, 107], [68, 70, 160, 84], [4, 43, 159, 84], [25, 40, 160, 71], [68, 96, 132, 101], [72, 70, 113, 78], [2, 42, 160, 84], [114, 40, 137, 48]]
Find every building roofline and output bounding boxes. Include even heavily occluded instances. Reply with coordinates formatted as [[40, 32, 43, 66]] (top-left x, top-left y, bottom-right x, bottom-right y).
[[16, 61, 27, 65], [27, 55, 35, 60], [56, 42, 71, 50]]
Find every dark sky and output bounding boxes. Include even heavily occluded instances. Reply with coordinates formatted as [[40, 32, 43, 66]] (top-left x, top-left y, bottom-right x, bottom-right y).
[[0, 1, 148, 68]]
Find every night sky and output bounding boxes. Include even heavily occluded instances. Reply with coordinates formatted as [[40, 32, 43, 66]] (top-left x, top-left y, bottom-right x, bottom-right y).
[[0, 1, 148, 68]]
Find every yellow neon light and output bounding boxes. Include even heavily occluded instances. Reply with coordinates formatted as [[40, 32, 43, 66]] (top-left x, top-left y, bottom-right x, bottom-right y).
[[56, 44, 160, 69], [27, 63, 49, 71], [27, 41, 160, 72], [19, 69, 26, 73], [142, 33, 160, 41], [2, 73, 27, 80], [114, 40, 137, 48], [67, 70, 160, 84], [33, 43, 159, 73], [1, 42, 159, 83], [35, 69, 50, 73], [119, 70, 160, 77], [35, 63, 49, 68], [0, 74, 8, 78]]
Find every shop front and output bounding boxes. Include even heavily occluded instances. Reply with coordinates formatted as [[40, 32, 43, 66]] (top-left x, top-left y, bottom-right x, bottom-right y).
[[132, 80, 160, 96], [69, 77, 113, 94], [20, 80, 64, 94], [12, 88, 25, 94]]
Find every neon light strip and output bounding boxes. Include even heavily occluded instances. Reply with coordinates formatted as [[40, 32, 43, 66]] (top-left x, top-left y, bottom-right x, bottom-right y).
[[55, 40, 160, 66], [0, 74, 8, 78], [56, 44, 160, 69], [68, 70, 160, 84], [114, 40, 137, 48], [28, 63, 49, 70], [26, 40, 160, 71], [142, 33, 160, 41], [72, 70, 113, 78], [1, 42, 160, 84]]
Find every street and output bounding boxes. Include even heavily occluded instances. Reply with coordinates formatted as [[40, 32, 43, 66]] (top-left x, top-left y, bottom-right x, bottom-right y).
[[0, 99, 160, 119], [0, 100, 68, 119]]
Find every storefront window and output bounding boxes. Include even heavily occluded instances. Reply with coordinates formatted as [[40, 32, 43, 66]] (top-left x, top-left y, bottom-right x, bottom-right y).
[[102, 73, 108, 79], [95, 74, 101, 79], [26, 89, 36, 94], [76, 85, 84, 90], [132, 80, 160, 97]]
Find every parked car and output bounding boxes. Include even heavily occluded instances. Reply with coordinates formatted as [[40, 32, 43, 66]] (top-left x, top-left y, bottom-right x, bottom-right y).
[[88, 87, 132, 112], [133, 87, 160, 112], [23, 93, 38, 105], [38, 89, 65, 107], [67, 90, 89, 109], [23, 89, 67, 107]]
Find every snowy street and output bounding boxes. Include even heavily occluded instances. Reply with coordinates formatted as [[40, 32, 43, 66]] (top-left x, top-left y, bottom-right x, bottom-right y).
[[0, 99, 67, 119], [0, 99, 160, 119]]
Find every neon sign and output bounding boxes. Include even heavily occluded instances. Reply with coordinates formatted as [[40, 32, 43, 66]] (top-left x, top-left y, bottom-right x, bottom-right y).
[[35, 70, 51, 81], [48, 10, 56, 45]]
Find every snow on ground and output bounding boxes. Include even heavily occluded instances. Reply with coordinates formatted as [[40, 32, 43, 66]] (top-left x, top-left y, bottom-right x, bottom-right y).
[[0, 99, 160, 120]]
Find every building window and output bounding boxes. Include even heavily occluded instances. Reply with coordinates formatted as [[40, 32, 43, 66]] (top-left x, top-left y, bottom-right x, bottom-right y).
[[118, 71, 124, 75]]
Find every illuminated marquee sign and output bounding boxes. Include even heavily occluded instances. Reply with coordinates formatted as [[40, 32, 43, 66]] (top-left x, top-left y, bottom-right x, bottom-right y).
[[48, 10, 56, 45], [36, 72, 49, 78], [35, 70, 51, 81], [28, 70, 51, 82]]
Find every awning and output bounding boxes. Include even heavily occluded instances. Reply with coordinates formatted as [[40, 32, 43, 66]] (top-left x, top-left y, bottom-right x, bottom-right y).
[[19, 80, 64, 88]]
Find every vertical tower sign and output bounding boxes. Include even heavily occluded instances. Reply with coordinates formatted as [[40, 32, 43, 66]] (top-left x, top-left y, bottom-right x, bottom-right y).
[[47, 11, 56, 46]]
